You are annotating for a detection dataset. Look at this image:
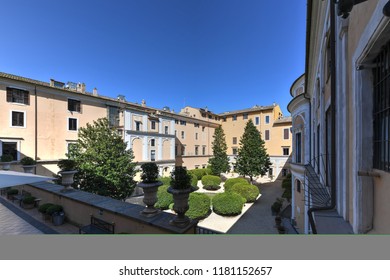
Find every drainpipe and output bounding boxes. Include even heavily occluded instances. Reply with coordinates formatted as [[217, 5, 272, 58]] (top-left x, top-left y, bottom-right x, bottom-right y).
[[34, 86, 38, 174], [307, 0, 337, 234]]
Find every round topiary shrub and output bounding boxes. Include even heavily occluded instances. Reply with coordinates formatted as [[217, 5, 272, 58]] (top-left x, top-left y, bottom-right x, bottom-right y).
[[191, 173, 198, 188], [227, 183, 260, 203], [38, 203, 54, 214], [22, 195, 36, 205], [186, 193, 211, 220], [212, 192, 245, 216], [224, 178, 248, 190], [201, 175, 221, 190], [154, 185, 173, 210]]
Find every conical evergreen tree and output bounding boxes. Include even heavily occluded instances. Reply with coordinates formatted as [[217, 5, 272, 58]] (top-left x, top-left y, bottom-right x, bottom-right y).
[[208, 126, 230, 176], [235, 119, 271, 182]]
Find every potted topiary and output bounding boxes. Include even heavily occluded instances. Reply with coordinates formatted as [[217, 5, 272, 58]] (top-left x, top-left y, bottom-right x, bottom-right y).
[[57, 159, 77, 192], [6, 188, 18, 200], [22, 195, 36, 209], [20, 156, 37, 173], [167, 166, 197, 227], [271, 198, 284, 216], [38, 203, 54, 220], [46, 204, 65, 226], [1, 154, 14, 170], [137, 162, 163, 217]]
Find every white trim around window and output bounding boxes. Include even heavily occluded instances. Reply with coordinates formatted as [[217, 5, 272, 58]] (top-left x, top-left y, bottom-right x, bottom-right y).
[[10, 110, 26, 128]]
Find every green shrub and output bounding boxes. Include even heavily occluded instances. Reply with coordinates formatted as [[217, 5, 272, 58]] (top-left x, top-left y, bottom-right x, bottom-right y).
[[201, 175, 221, 188], [159, 177, 171, 186], [224, 178, 248, 189], [20, 156, 36, 166], [227, 183, 260, 203], [186, 193, 211, 220], [6, 189, 18, 195], [46, 205, 63, 216], [212, 192, 245, 216], [38, 203, 54, 214], [155, 185, 173, 210], [22, 195, 36, 205], [1, 154, 13, 162], [190, 173, 198, 187], [189, 169, 204, 180], [203, 185, 221, 191], [282, 178, 292, 202]]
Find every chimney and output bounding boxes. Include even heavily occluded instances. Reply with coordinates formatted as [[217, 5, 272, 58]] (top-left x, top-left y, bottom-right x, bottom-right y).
[[50, 79, 55, 87], [77, 82, 86, 93], [93, 88, 98, 96]]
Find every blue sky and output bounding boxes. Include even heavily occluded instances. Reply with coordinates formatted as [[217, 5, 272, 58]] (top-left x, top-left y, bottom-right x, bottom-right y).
[[1, 0, 306, 116]]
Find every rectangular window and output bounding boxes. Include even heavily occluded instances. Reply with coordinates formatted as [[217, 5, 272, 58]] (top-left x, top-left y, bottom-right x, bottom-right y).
[[255, 117, 260, 125], [151, 150, 155, 161], [295, 132, 302, 163], [195, 133, 198, 140], [175, 120, 179, 124], [232, 115, 237, 121], [175, 145, 178, 156], [135, 121, 141, 131], [243, 113, 248, 120], [2, 142, 17, 161], [284, 128, 290, 139], [107, 106, 120, 127], [11, 111, 25, 127], [195, 146, 199, 156], [232, 148, 237, 155], [151, 139, 155, 147], [268, 168, 273, 177], [202, 146, 206, 155], [180, 120, 186, 126], [181, 145, 186, 156], [68, 118, 78, 131], [283, 147, 290, 156], [194, 123, 200, 128], [165, 126, 169, 134], [181, 131, 185, 139], [67, 142, 77, 154], [373, 41, 390, 172], [265, 130, 270, 141], [6, 87, 29, 105], [68, 99, 81, 112], [265, 115, 270, 124], [233, 137, 237, 145], [151, 121, 156, 130]]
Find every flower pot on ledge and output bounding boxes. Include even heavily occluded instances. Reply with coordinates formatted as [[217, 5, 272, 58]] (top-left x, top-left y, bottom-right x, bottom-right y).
[[138, 181, 163, 217], [22, 165, 36, 174], [59, 170, 77, 192], [167, 186, 196, 228]]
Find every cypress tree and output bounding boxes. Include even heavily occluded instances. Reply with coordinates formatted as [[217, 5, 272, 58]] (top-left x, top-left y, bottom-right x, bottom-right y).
[[208, 126, 230, 176]]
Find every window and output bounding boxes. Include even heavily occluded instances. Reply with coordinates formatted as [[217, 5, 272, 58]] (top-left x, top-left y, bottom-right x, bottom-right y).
[[181, 145, 186, 156], [180, 120, 186, 126], [265, 130, 270, 140], [232, 115, 237, 121], [255, 117, 260, 125], [175, 120, 179, 124], [283, 147, 290, 156], [11, 111, 25, 127], [151, 150, 155, 161], [232, 148, 238, 155], [68, 118, 78, 131], [296, 180, 301, 193], [151, 139, 155, 147], [202, 146, 206, 155], [265, 115, 270, 124], [195, 146, 199, 156], [151, 121, 156, 130], [67, 142, 77, 154], [284, 128, 290, 139], [108, 106, 120, 127], [295, 132, 302, 163], [195, 133, 198, 140], [373, 41, 390, 172], [268, 168, 273, 177], [181, 131, 185, 139], [68, 99, 81, 112], [194, 123, 200, 128], [135, 121, 141, 131], [2, 142, 17, 161], [243, 113, 248, 120], [222, 117, 227, 122], [233, 137, 237, 145], [202, 127, 205, 132], [165, 126, 169, 134], [282, 169, 287, 177], [175, 145, 178, 156], [6, 87, 29, 105]]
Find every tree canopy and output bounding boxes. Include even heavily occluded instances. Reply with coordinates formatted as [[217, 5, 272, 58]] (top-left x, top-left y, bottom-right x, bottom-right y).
[[208, 126, 230, 176], [67, 118, 137, 200], [235, 119, 271, 182]]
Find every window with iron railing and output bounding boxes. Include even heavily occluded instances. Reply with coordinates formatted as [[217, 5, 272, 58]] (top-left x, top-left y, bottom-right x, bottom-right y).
[[373, 40, 390, 172]]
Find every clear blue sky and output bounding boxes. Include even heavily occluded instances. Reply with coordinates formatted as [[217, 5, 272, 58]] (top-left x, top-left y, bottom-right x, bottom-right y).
[[1, 0, 306, 116]]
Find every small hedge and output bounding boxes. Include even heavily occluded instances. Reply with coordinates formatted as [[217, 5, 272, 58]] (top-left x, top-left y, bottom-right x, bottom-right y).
[[38, 203, 54, 214], [191, 173, 198, 188], [212, 192, 245, 216], [46, 205, 63, 216], [201, 175, 221, 190], [226, 183, 259, 203], [189, 168, 212, 180], [155, 185, 173, 210], [224, 178, 248, 189], [7, 189, 18, 195], [22, 195, 36, 205], [186, 193, 211, 220]]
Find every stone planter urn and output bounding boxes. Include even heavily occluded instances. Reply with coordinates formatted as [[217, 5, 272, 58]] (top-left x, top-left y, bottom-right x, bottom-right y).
[[20, 157, 37, 173], [1, 154, 13, 171], [138, 181, 163, 217], [138, 162, 163, 217], [167, 186, 196, 227], [59, 170, 77, 192], [22, 165, 36, 174]]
